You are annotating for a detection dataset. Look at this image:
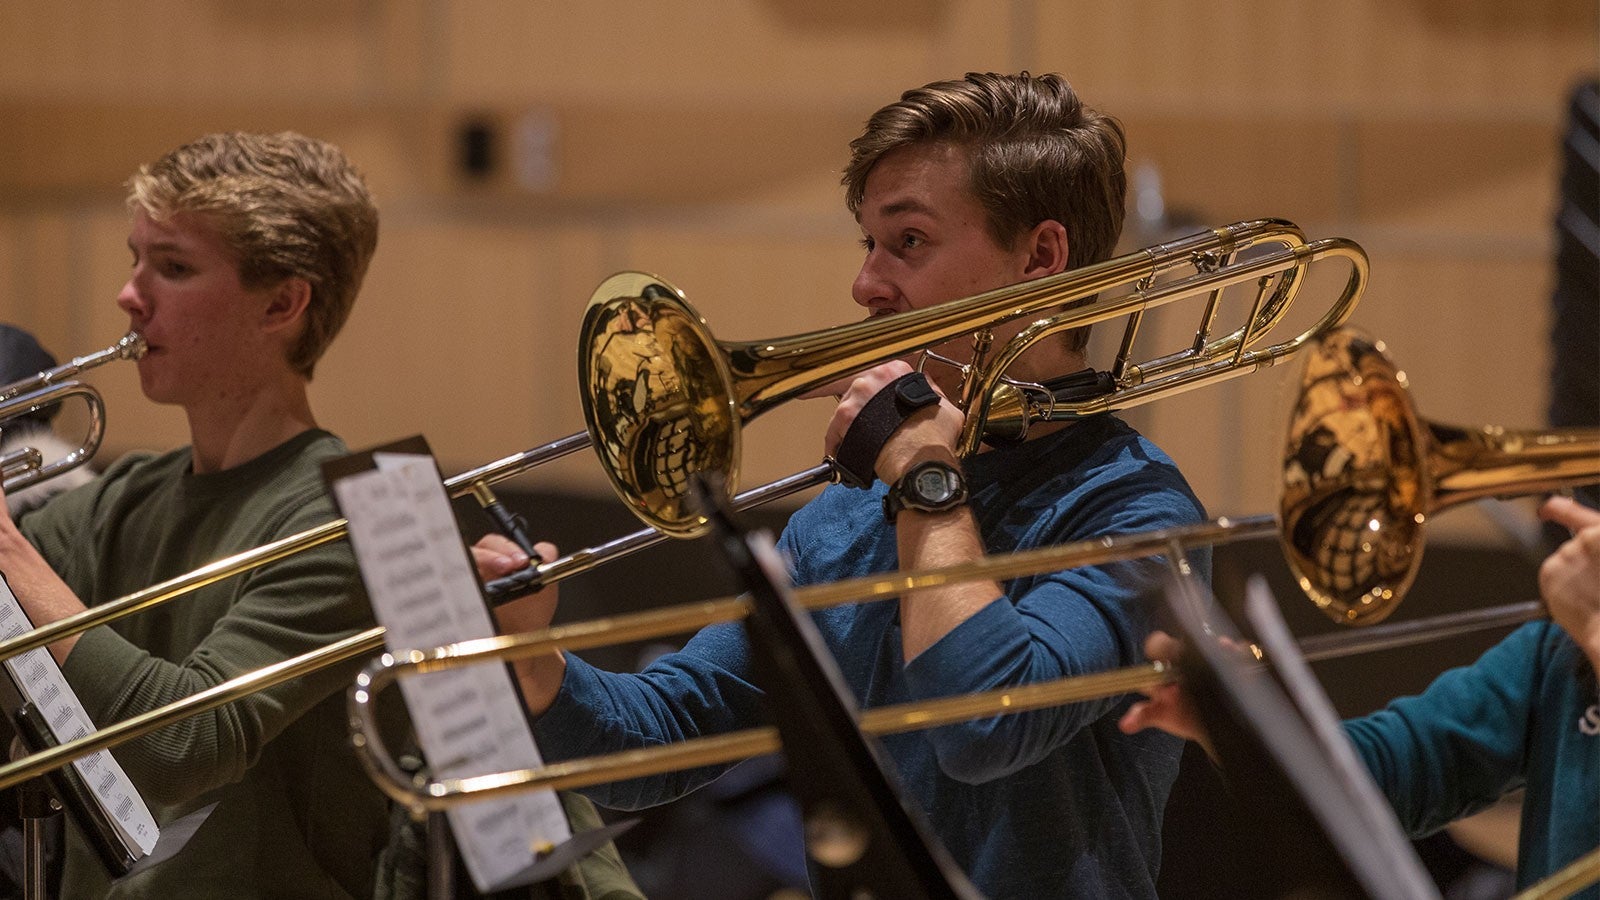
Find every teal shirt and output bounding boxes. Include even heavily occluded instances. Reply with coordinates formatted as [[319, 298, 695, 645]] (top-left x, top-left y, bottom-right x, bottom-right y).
[[1344, 621, 1600, 897], [19, 430, 390, 899]]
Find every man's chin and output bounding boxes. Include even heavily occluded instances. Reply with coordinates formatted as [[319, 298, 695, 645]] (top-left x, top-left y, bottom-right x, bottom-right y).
[[137, 377, 178, 406]]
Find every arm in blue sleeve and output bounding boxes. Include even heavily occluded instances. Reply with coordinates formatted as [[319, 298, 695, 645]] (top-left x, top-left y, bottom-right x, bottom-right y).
[[1341, 623, 1544, 836], [900, 479, 1207, 784], [532, 620, 770, 810]]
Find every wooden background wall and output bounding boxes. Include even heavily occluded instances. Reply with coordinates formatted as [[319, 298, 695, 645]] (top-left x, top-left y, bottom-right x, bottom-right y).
[[1, 0, 1595, 545]]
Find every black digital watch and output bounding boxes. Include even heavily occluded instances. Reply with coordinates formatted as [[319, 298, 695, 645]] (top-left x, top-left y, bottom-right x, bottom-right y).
[[882, 456, 968, 522]]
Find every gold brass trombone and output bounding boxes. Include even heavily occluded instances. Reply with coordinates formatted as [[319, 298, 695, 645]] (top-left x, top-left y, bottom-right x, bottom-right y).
[[345, 328, 1598, 812], [0, 220, 1374, 792], [0, 218, 1364, 664], [0, 332, 145, 493], [580, 218, 1367, 537]]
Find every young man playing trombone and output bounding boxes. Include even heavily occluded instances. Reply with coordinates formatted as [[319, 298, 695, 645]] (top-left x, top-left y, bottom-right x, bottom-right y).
[[0, 132, 389, 899], [481, 72, 1208, 898]]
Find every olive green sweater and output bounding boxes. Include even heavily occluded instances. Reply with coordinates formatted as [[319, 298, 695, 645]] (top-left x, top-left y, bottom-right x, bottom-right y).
[[20, 430, 388, 899], [20, 430, 644, 900]]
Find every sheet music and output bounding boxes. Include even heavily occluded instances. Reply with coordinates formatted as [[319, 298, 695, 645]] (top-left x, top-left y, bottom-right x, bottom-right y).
[[334, 453, 571, 892], [0, 579, 159, 856]]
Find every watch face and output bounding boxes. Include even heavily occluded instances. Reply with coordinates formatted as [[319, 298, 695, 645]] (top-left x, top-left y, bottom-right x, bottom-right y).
[[911, 465, 958, 503]]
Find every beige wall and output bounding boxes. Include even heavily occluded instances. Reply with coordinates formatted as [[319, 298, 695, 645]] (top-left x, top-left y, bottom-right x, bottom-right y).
[[1, 0, 1594, 542]]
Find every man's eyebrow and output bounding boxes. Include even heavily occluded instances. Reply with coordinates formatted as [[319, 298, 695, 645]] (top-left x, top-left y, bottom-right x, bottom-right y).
[[127, 239, 188, 254], [875, 198, 939, 219]]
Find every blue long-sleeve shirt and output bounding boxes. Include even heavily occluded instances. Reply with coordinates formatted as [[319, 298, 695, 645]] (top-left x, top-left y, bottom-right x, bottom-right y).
[[1344, 621, 1600, 897], [535, 415, 1207, 898]]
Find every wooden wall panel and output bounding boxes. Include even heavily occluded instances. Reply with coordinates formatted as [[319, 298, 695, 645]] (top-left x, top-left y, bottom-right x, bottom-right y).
[[1125, 116, 1348, 227], [0, 1, 404, 101], [1034, 0, 1595, 118], [1353, 119, 1561, 239], [0, 0, 1591, 529], [0, 214, 88, 353], [1345, 248, 1553, 427], [311, 220, 563, 472], [438, 1, 940, 106]]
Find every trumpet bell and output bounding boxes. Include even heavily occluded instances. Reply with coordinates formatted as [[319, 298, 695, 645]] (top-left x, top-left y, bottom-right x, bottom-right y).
[[1281, 330, 1428, 625], [0, 332, 146, 494], [579, 272, 740, 539]]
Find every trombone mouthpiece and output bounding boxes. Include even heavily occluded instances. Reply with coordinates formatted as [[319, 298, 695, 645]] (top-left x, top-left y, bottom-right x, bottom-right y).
[[116, 332, 148, 361]]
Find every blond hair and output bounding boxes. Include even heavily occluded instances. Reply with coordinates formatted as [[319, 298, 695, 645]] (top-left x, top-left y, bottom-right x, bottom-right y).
[[127, 131, 379, 378]]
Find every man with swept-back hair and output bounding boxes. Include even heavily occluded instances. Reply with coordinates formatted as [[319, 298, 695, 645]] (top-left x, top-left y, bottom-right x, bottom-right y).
[[483, 72, 1205, 898], [840, 70, 1128, 358]]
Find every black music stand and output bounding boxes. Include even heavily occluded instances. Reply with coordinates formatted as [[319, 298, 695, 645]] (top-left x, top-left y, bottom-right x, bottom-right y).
[[698, 478, 980, 900], [1162, 572, 1439, 900]]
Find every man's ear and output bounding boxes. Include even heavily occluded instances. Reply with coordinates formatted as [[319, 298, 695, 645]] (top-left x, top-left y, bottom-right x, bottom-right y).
[[1022, 220, 1069, 278], [262, 277, 312, 335]]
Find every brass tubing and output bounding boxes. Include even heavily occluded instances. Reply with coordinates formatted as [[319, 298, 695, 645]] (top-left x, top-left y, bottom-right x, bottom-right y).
[[349, 515, 1275, 809], [1512, 847, 1600, 900], [0, 470, 835, 789], [1428, 424, 1600, 513], [0, 332, 145, 493], [0, 383, 107, 493], [956, 239, 1367, 455], [0, 430, 595, 664], [503, 462, 836, 595], [387, 662, 1178, 811], [1295, 601, 1542, 662], [0, 629, 386, 793], [579, 219, 1370, 536], [721, 220, 1313, 417], [0, 332, 145, 403], [359, 589, 1545, 813]]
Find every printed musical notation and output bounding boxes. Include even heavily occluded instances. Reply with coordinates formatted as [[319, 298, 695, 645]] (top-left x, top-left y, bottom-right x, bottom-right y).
[[0, 582, 159, 857], [334, 453, 571, 892]]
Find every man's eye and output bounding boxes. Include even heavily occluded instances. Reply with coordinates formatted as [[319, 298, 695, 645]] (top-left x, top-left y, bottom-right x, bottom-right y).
[[859, 237, 875, 252], [901, 234, 921, 249], [160, 261, 191, 277]]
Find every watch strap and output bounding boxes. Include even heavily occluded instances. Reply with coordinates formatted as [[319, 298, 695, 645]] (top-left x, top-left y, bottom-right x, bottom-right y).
[[831, 372, 940, 488]]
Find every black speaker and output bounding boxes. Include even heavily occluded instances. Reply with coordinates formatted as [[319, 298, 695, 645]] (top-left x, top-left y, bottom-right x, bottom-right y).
[[457, 119, 497, 179]]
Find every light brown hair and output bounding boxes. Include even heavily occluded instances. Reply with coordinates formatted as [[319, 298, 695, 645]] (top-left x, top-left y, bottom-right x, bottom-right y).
[[844, 73, 1127, 350], [127, 131, 379, 378]]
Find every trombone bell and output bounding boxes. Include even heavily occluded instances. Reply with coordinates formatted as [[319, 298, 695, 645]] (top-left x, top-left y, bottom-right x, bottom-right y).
[[578, 273, 740, 540], [1280, 330, 1600, 625], [1280, 331, 1428, 625]]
